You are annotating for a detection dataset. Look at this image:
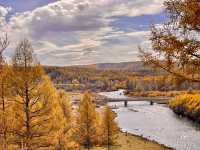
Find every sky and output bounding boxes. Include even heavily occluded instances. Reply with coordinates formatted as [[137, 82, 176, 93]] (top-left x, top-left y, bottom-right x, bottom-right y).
[[0, 0, 166, 66]]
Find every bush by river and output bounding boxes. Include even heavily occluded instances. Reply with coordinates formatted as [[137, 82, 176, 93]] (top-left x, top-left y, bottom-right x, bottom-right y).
[[169, 94, 200, 123]]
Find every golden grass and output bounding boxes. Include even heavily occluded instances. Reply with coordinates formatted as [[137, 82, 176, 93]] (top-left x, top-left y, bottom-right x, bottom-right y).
[[169, 94, 200, 111], [169, 93, 200, 124], [82, 132, 172, 150]]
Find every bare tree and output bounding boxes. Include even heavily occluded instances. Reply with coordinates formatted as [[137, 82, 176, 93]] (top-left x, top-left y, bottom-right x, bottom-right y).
[[0, 33, 9, 68]]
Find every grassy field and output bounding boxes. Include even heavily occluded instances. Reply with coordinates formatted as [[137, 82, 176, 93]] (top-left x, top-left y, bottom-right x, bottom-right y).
[[83, 132, 172, 150]]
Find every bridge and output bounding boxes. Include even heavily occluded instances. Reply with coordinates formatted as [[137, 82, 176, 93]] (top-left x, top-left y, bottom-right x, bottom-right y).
[[105, 97, 172, 107]]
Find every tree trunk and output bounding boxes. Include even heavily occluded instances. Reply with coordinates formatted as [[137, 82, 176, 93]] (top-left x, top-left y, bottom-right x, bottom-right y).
[[1, 80, 7, 149], [25, 82, 31, 150]]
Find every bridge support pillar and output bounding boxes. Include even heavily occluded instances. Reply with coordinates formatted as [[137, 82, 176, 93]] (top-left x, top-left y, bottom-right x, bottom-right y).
[[150, 101, 154, 105], [124, 100, 128, 107]]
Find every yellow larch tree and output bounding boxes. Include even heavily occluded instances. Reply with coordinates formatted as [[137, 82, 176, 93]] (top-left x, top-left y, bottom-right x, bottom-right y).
[[101, 106, 120, 150], [53, 90, 79, 150], [76, 92, 99, 150], [0, 34, 11, 149], [9, 39, 57, 149], [140, 0, 200, 82], [0, 65, 13, 149]]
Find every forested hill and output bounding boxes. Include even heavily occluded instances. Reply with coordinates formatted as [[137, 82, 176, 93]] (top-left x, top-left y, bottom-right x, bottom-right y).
[[43, 62, 169, 92], [96, 61, 147, 71], [77, 61, 165, 75], [44, 62, 200, 92]]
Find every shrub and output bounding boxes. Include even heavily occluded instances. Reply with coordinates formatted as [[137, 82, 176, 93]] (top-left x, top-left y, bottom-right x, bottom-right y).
[[169, 94, 200, 123]]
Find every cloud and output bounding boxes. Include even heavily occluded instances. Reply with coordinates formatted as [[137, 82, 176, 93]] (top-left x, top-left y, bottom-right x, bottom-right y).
[[0, 5, 11, 27], [2, 0, 165, 65]]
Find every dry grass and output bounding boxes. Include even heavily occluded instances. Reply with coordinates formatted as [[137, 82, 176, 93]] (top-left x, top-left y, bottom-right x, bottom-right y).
[[82, 132, 172, 150], [169, 93, 200, 123]]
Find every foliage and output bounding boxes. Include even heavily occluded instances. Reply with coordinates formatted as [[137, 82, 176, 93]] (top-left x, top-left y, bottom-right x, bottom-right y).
[[9, 39, 56, 149], [76, 92, 100, 149], [169, 94, 200, 122], [140, 0, 200, 82], [0, 38, 120, 150], [101, 106, 120, 149], [126, 90, 200, 97], [46, 66, 200, 93], [45, 66, 135, 91], [52, 90, 79, 150], [0, 34, 10, 149], [0, 65, 13, 149]]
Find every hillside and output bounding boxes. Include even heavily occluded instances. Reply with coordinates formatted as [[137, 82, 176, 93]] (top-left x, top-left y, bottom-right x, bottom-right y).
[[96, 61, 145, 70], [77, 61, 165, 75]]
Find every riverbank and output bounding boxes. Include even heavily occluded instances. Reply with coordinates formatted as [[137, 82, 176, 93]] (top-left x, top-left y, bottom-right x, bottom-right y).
[[84, 132, 172, 150], [99, 90, 200, 150], [169, 94, 200, 123], [124, 90, 200, 104], [125, 90, 200, 98]]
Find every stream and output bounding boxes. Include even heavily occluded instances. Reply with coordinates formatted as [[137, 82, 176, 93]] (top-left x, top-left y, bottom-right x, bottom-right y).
[[99, 90, 200, 150]]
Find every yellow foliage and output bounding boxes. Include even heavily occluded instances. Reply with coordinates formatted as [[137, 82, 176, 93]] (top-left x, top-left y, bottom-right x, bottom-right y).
[[169, 94, 200, 122], [169, 94, 200, 110], [127, 90, 200, 97], [100, 106, 120, 146], [76, 92, 100, 148], [10, 75, 58, 149], [52, 90, 79, 150]]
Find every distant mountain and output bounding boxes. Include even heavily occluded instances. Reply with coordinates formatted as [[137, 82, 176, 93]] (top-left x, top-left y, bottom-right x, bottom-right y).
[[96, 61, 146, 70], [77, 61, 165, 75], [45, 61, 165, 76]]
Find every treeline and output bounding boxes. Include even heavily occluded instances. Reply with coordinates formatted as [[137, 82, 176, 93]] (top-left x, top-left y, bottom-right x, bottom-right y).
[[45, 66, 200, 92], [45, 66, 136, 91], [126, 76, 200, 92], [0, 39, 119, 150]]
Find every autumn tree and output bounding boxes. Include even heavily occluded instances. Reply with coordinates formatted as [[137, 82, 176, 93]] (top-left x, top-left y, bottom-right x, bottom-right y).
[[10, 39, 56, 149], [140, 0, 200, 82], [53, 90, 79, 150], [0, 34, 11, 149], [76, 92, 99, 150], [101, 106, 119, 150], [126, 79, 134, 91], [0, 65, 14, 149]]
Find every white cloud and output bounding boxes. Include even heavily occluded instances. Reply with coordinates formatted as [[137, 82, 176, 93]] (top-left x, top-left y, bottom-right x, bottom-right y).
[[0, 5, 11, 27], [2, 0, 165, 65], [106, 0, 164, 17]]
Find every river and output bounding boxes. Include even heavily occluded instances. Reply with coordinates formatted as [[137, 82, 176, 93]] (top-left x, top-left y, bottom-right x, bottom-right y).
[[99, 90, 200, 150]]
